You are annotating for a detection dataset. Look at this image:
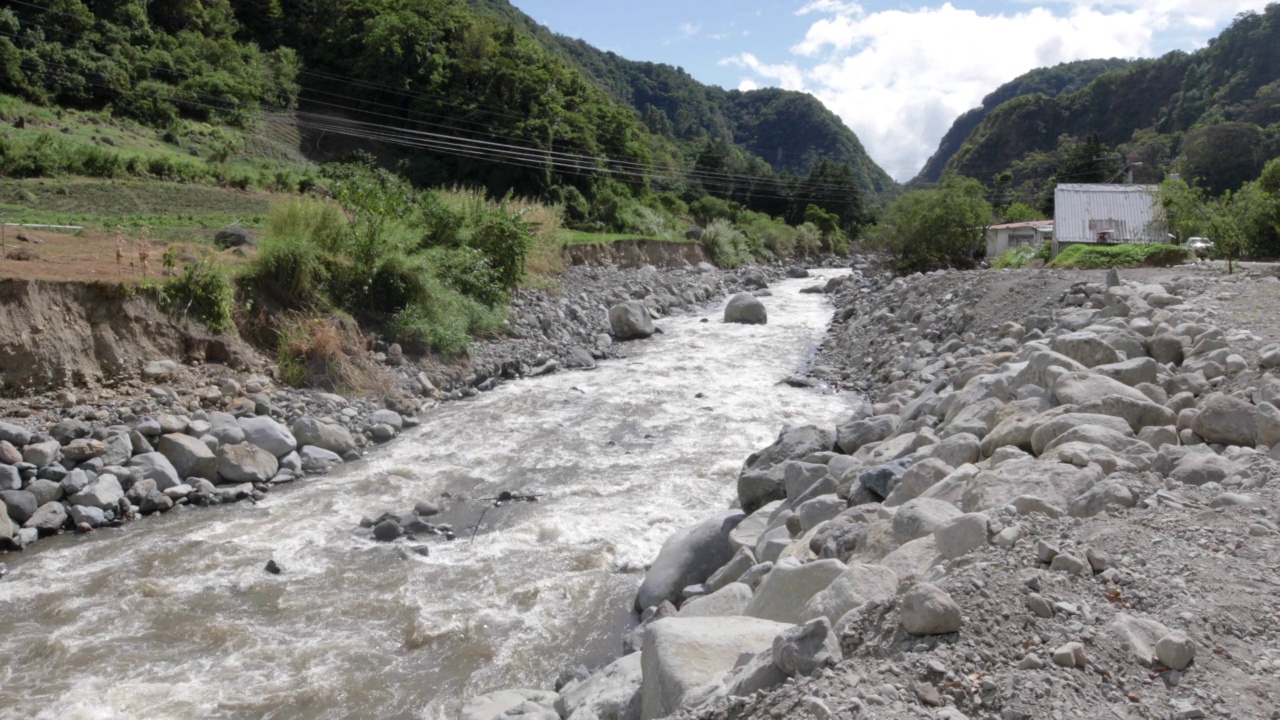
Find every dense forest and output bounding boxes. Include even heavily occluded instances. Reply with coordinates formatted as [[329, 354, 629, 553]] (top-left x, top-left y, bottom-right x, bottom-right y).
[[0, 0, 887, 236], [911, 58, 1133, 186], [938, 5, 1280, 205]]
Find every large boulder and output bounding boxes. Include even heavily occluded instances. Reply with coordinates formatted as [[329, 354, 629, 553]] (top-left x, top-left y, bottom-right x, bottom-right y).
[[1053, 373, 1149, 406], [24, 501, 67, 535], [1190, 393, 1257, 447], [773, 617, 842, 677], [0, 420, 31, 447], [238, 416, 297, 457], [300, 446, 344, 474], [291, 418, 357, 457], [1076, 396, 1177, 434], [0, 490, 38, 524], [800, 563, 898, 624], [22, 440, 60, 468], [1169, 453, 1239, 486], [635, 509, 745, 611], [156, 433, 217, 480], [640, 616, 791, 720], [461, 690, 559, 720], [68, 474, 124, 511], [738, 425, 835, 513], [901, 582, 963, 635], [216, 443, 279, 484], [208, 412, 247, 446], [0, 500, 12, 542], [126, 452, 182, 490], [102, 432, 133, 466], [957, 458, 1102, 513], [743, 559, 846, 624], [1029, 413, 1134, 456], [677, 582, 753, 618], [891, 498, 963, 543], [609, 301, 656, 340], [1050, 332, 1121, 368], [1093, 358, 1159, 387], [837, 416, 896, 454], [723, 293, 767, 325]]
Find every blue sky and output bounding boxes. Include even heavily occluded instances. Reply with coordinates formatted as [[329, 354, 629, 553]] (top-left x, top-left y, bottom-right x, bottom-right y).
[[512, 1, 1271, 181]]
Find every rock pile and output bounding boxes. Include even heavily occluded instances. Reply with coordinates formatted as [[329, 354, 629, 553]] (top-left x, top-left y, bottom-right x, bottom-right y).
[[467, 263, 1280, 720]]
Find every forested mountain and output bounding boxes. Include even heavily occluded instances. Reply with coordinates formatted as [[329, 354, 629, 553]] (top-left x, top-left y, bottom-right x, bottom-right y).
[[938, 5, 1280, 199], [0, 0, 892, 232], [466, 0, 896, 202], [911, 58, 1133, 186]]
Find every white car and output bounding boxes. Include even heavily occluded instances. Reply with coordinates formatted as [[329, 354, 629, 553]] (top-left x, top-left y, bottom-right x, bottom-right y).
[[1187, 237, 1214, 255]]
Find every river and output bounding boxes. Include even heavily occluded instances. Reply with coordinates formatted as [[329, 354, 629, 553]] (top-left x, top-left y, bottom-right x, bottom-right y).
[[0, 271, 856, 720]]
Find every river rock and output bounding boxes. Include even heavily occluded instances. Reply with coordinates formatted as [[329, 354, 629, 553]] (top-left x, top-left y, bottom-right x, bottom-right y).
[[101, 433, 133, 466], [743, 558, 846, 624], [0, 421, 31, 447], [555, 653, 642, 720], [22, 440, 60, 468], [1170, 453, 1238, 486], [678, 582, 753, 618], [27, 478, 62, 506], [1156, 632, 1195, 671], [0, 500, 11, 542], [892, 498, 963, 543], [609, 301, 656, 340], [1050, 332, 1121, 368], [0, 490, 37, 524], [209, 412, 246, 446], [773, 617, 841, 677], [291, 418, 357, 457], [901, 582, 963, 635], [24, 501, 67, 535], [640, 616, 791, 720], [216, 443, 279, 484], [934, 513, 989, 559], [126, 452, 182, 490], [300, 446, 343, 474], [724, 293, 767, 325], [800, 562, 898, 624], [157, 433, 217, 480], [0, 465, 18, 492], [370, 409, 404, 430], [635, 509, 745, 611], [836, 415, 896, 454], [238, 416, 297, 457], [461, 690, 560, 720], [1190, 393, 1256, 447], [68, 474, 123, 511], [1110, 613, 1171, 667], [63, 438, 106, 462], [1054, 372, 1150, 406], [957, 458, 1101, 513], [69, 504, 106, 529]]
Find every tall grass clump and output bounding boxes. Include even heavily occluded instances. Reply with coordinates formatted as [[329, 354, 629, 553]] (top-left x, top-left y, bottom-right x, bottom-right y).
[[700, 218, 752, 268], [160, 254, 235, 333], [1048, 243, 1188, 269]]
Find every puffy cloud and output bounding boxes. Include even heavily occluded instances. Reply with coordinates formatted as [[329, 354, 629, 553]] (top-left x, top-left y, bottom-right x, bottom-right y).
[[726, 1, 1271, 181]]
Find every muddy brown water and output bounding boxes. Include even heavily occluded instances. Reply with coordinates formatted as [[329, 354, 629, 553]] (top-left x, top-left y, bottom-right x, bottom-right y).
[[0, 272, 857, 719]]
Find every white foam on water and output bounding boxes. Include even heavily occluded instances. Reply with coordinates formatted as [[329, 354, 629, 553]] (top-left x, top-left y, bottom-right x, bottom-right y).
[[0, 271, 858, 718]]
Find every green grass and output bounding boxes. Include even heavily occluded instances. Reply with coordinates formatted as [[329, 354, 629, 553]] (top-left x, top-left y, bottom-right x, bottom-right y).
[[557, 229, 693, 246], [1048, 243, 1188, 269], [0, 179, 275, 241], [991, 246, 1037, 269]]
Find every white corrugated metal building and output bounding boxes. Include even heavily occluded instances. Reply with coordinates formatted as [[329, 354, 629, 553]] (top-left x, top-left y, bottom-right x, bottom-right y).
[[1053, 184, 1168, 257]]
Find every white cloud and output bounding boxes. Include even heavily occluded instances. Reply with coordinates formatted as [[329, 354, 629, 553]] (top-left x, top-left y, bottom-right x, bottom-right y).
[[727, 0, 1272, 181], [678, 22, 701, 39]]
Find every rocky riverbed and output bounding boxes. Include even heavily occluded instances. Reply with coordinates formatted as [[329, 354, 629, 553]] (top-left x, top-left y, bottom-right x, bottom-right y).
[[466, 261, 1280, 720], [0, 260, 762, 554]]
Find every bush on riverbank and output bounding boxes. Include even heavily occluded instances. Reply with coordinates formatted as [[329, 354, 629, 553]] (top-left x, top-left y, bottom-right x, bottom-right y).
[[1048, 243, 1187, 269]]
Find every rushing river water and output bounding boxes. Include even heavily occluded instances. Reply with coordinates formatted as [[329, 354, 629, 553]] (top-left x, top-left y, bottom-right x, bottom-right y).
[[0, 272, 856, 720]]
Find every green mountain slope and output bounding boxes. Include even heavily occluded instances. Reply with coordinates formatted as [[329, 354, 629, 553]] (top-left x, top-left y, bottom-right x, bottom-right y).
[[912, 58, 1132, 185], [466, 0, 896, 203], [940, 5, 1280, 192]]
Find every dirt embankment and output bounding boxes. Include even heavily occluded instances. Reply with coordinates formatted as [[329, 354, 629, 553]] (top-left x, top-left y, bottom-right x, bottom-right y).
[[0, 279, 256, 398], [564, 240, 709, 269]]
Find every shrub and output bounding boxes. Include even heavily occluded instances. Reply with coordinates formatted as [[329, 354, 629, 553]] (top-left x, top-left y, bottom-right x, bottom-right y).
[[161, 256, 235, 333], [701, 218, 752, 268], [873, 176, 993, 274], [991, 246, 1036, 269], [1048, 243, 1188, 269]]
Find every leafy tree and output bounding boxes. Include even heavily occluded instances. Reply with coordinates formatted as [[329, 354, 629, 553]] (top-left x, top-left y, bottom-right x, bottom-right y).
[[1182, 122, 1266, 195], [874, 175, 993, 274], [1000, 202, 1042, 223], [1039, 134, 1124, 216]]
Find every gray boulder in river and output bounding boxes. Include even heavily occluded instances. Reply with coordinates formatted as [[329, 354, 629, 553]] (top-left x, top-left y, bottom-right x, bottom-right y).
[[634, 509, 745, 611], [724, 293, 768, 325], [608, 301, 656, 340]]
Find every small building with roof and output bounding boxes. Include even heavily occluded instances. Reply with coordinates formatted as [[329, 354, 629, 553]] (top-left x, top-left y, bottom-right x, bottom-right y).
[[986, 220, 1054, 259], [1052, 183, 1168, 257]]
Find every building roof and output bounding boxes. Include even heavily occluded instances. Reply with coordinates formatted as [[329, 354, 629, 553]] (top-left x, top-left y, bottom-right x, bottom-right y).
[[988, 220, 1054, 231], [1053, 184, 1166, 245]]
